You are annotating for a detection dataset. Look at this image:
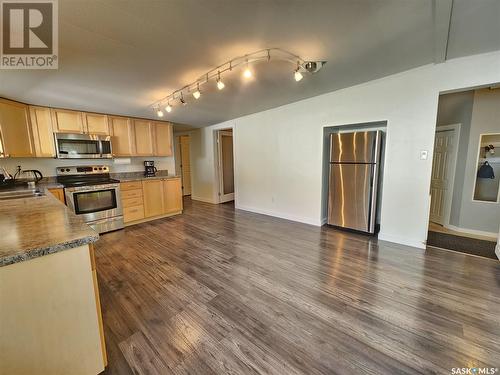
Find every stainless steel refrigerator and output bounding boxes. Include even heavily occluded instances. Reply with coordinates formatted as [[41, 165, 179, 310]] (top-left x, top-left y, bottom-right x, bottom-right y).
[[328, 130, 382, 234]]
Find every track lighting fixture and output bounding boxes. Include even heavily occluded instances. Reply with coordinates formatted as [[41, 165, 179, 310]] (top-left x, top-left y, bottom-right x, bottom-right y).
[[193, 83, 201, 99], [216, 71, 225, 90], [151, 48, 326, 115]]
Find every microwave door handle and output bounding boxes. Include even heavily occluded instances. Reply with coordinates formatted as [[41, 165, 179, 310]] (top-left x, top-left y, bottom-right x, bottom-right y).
[[98, 140, 104, 157]]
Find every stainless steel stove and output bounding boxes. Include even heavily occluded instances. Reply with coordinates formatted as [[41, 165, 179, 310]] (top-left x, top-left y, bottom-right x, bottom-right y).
[[57, 165, 124, 233]]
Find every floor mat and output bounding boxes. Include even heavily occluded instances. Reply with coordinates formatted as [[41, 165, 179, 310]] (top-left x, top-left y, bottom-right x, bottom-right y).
[[427, 231, 497, 260]]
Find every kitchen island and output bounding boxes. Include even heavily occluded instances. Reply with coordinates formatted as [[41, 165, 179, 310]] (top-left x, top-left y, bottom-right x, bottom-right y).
[[0, 189, 106, 375]]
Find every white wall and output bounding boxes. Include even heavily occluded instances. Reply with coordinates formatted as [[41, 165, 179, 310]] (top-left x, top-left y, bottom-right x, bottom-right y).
[[0, 156, 175, 178], [190, 51, 500, 249]]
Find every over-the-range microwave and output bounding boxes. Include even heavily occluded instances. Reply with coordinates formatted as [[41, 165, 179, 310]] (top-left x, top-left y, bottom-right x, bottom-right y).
[[54, 133, 113, 159]]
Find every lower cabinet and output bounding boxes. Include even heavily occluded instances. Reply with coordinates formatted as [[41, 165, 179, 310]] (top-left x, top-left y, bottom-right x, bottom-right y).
[[48, 188, 65, 203], [142, 179, 164, 218], [121, 181, 145, 223], [121, 177, 182, 225], [163, 178, 183, 213]]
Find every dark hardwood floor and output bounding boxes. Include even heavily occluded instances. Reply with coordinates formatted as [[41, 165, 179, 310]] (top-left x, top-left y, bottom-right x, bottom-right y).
[[96, 198, 500, 375]]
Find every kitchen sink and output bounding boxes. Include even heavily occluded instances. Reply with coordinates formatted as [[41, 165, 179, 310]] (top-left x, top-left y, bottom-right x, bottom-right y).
[[0, 189, 45, 200]]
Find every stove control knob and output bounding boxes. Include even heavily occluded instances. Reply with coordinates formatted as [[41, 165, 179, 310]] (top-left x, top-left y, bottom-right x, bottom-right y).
[[65, 168, 70, 172], [60, 168, 65, 172], [93, 167, 97, 170]]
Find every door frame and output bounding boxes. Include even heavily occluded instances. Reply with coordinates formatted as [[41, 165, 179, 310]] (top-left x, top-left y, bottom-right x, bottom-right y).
[[496, 224, 500, 261], [430, 123, 461, 227], [215, 128, 235, 203], [178, 134, 191, 196]]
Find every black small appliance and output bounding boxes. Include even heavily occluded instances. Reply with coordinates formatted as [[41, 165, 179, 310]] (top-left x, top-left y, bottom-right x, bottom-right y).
[[144, 161, 157, 177]]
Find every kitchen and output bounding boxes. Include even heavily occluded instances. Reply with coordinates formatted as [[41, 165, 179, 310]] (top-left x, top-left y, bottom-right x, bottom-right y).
[[0, 97, 182, 374], [1, 1, 500, 374]]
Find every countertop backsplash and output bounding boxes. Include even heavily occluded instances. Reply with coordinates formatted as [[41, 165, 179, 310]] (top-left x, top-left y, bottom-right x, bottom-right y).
[[0, 157, 176, 178]]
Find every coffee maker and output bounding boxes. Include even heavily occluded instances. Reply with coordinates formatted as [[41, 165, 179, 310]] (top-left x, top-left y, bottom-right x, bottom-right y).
[[144, 161, 157, 177]]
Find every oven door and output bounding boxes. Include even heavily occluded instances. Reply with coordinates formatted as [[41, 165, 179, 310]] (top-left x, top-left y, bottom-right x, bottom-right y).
[[65, 183, 123, 222]]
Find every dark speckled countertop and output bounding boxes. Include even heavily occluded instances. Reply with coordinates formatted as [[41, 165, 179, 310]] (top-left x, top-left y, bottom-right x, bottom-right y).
[[0, 187, 98, 267]]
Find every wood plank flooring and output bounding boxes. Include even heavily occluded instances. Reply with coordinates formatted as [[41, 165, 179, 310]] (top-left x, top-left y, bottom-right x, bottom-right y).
[[95, 198, 500, 375]]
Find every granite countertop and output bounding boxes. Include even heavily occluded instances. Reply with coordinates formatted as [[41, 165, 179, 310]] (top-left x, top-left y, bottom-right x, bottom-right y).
[[117, 175, 181, 182], [0, 188, 98, 267]]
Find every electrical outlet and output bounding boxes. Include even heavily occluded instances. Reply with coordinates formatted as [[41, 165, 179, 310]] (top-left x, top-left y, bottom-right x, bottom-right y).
[[420, 150, 428, 160]]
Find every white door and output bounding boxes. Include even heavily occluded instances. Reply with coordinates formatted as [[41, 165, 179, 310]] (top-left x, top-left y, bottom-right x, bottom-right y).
[[217, 130, 234, 203], [429, 129, 456, 225]]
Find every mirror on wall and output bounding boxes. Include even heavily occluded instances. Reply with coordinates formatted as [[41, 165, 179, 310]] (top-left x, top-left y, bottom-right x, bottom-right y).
[[473, 133, 500, 202]]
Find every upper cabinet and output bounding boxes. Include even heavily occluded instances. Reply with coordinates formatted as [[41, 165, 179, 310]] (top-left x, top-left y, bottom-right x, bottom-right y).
[[51, 109, 84, 133], [153, 121, 173, 156], [0, 98, 174, 159], [134, 120, 154, 156], [109, 116, 135, 156], [84, 113, 109, 135], [29, 106, 56, 157], [0, 99, 34, 158]]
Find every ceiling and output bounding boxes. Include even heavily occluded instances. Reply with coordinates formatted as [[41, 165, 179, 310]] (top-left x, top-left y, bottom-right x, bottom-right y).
[[0, 0, 499, 130]]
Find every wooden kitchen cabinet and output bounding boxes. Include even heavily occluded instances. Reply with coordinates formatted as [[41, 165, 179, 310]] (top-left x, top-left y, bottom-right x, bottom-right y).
[[153, 121, 173, 156], [109, 116, 135, 156], [0, 99, 34, 157], [120, 181, 145, 223], [84, 113, 109, 135], [134, 120, 154, 156], [29, 106, 56, 157], [51, 109, 84, 133], [48, 188, 66, 203], [163, 178, 182, 213], [142, 179, 164, 217]]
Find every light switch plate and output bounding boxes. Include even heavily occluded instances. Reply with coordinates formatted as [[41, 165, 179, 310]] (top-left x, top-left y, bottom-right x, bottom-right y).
[[420, 150, 428, 160]]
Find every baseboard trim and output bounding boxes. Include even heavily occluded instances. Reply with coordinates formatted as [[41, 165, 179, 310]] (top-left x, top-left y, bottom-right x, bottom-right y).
[[444, 224, 497, 240], [235, 204, 322, 227], [124, 210, 182, 226], [378, 232, 426, 250], [191, 196, 218, 204]]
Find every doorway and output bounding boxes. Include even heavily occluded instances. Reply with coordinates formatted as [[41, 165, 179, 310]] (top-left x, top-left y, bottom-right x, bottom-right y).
[[176, 135, 191, 196], [216, 129, 234, 203], [427, 88, 500, 260]]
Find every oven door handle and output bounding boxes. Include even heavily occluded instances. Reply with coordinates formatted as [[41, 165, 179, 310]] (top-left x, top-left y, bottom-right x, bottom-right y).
[[65, 184, 120, 192]]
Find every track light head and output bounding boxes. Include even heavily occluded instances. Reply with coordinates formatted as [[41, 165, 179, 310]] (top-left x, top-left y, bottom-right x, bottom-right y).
[[192, 83, 201, 99], [294, 70, 303, 82], [165, 104, 172, 113], [243, 68, 252, 79], [216, 71, 225, 90], [303, 61, 326, 73], [156, 109, 164, 117]]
